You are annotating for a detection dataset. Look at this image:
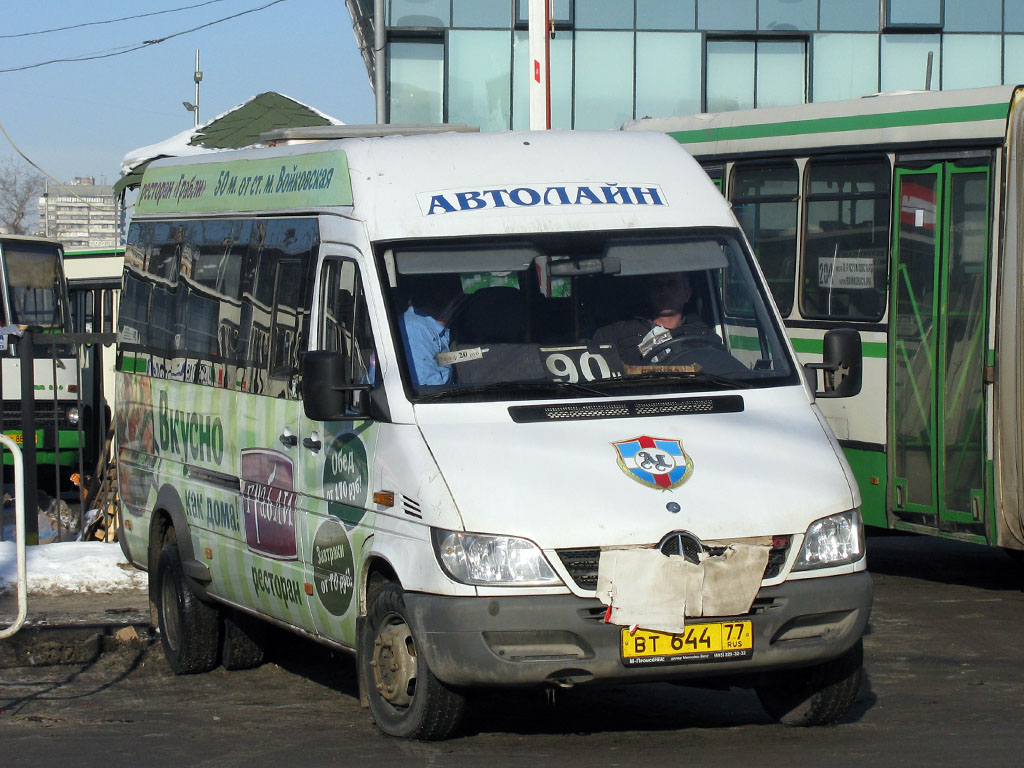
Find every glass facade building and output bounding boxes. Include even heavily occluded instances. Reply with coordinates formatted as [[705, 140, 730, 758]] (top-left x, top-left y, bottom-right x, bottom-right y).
[[345, 0, 1024, 128]]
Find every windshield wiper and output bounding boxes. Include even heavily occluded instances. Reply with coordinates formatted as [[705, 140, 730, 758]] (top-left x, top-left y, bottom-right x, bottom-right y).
[[415, 379, 613, 402], [610, 370, 752, 390]]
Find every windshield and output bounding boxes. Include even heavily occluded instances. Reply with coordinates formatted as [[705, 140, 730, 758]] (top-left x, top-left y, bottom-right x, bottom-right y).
[[2, 241, 69, 331], [382, 228, 796, 401]]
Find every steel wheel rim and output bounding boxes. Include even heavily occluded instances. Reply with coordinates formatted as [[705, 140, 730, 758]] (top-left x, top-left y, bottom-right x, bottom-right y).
[[370, 614, 418, 709], [161, 571, 181, 651]]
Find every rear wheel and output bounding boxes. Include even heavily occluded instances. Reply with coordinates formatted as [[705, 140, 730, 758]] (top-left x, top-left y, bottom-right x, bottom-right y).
[[221, 610, 267, 671], [756, 640, 863, 726], [358, 583, 466, 740], [154, 539, 220, 674]]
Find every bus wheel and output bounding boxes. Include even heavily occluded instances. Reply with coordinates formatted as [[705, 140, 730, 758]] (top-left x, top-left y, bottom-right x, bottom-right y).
[[755, 640, 863, 726], [359, 583, 465, 740], [155, 540, 220, 675], [221, 610, 267, 670]]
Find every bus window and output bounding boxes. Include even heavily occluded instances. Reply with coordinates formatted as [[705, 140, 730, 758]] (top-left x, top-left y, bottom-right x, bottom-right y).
[[729, 162, 798, 316], [802, 157, 890, 321]]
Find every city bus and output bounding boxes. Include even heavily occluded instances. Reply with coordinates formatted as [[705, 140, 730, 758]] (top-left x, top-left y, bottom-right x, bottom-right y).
[[0, 235, 84, 495], [626, 85, 1024, 558]]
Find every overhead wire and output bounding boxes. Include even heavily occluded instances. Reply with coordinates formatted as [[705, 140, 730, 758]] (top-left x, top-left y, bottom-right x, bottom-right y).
[[0, 0, 230, 40], [0, 0, 290, 74], [0, 120, 113, 213]]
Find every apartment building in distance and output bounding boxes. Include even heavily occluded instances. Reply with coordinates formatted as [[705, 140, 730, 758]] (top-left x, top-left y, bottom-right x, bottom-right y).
[[38, 177, 119, 248]]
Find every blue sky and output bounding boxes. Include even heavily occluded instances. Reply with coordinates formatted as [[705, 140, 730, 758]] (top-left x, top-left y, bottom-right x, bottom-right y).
[[1, 0, 376, 185]]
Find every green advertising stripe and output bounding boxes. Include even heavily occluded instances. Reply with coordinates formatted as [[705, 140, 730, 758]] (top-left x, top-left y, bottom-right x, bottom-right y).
[[789, 337, 887, 358], [136, 150, 353, 215], [670, 103, 1008, 145]]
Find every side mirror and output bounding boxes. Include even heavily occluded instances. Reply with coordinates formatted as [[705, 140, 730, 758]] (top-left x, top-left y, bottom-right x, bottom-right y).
[[805, 328, 862, 399], [301, 350, 372, 420]]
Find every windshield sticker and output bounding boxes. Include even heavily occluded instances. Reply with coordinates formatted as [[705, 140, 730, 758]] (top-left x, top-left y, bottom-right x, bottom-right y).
[[612, 436, 692, 491], [418, 183, 666, 216], [436, 348, 484, 365]]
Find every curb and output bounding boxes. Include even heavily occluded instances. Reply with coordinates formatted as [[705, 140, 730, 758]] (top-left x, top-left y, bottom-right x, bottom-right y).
[[0, 623, 155, 668]]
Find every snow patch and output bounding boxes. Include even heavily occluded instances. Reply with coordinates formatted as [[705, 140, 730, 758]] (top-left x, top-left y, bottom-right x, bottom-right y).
[[0, 540, 147, 594]]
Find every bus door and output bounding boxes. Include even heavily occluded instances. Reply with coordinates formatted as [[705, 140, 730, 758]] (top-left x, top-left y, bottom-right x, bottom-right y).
[[890, 159, 991, 534]]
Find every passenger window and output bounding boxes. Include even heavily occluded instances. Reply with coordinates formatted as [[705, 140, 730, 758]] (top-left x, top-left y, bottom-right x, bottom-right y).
[[730, 162, 798, 316], [244, 219, 316, 397], [801, 157, 890, 321], [319, 259, 377, 386]]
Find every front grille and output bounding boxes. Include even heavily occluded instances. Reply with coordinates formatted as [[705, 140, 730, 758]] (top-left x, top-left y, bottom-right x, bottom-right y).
[[508, 395, 744, 423], [557, 536, 791, 591]]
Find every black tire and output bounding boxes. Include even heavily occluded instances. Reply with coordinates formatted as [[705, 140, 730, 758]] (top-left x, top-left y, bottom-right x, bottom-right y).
[[221, 610, 267, 671], [358, 583, 466, 740], [154, 540, 221, 675], [756, 640, 864, 726]]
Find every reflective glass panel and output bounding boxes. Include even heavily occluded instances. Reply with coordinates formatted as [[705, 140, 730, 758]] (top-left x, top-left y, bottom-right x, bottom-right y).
[[453, 0, 512, 28], [819, 0, 879, 31], [574, 32, 634, 129], [512, 31, 573, 129], [880, 34, 939, 92], [756, 40, 806, 107], [389, 0, 449, 27], [637, 0, 695, 29], [729, 163, 799, 315], [698, 0, 756, 31], [1005, 37, 1024, 84], [449, 31, 513, 131], [516, 0, 572, 24], [943, 0, 1000, 33], [636, 32, 702, 119], [942, 170, 989, 517], [1009, 5, 1024, 33], [802, 158, 890, 321], [886, 0, 941, 26], [759, 0, 816, 31], [389, 41, 444, 124], [942, 35, 1001, 90], [812, 34, 879, 101], [707, 40, 755, 112], [576, 0, 634, 29], [893, 170, 938, 508]]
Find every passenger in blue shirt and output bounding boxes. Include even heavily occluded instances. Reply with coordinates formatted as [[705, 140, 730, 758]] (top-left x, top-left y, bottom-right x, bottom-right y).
[[399, 273, 464, 386]]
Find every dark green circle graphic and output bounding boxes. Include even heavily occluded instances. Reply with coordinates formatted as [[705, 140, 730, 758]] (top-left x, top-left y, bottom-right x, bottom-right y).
[[312, 519, 355, 617], [323, 432, 368, 523]]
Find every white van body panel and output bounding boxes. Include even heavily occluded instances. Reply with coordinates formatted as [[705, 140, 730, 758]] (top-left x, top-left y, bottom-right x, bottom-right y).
[[415, 387, 855, 551]]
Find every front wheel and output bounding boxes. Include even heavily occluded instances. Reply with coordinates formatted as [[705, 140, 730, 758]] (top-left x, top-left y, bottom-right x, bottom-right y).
[[154, 540, 220, 674], [358, 583, 466, 740], [756, 640, 864, 726]]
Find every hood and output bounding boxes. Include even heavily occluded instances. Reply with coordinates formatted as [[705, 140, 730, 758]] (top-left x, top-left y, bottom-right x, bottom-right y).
[[415, 387, 854, 550]]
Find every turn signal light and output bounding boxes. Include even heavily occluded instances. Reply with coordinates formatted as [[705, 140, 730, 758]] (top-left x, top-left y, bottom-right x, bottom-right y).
[[373, 491, 395, 507]]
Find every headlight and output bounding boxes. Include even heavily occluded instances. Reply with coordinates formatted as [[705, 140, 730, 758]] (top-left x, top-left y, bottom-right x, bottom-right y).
[[66, 406, 80, 426], [793, 509, 864, 570], [431, 528, 562, 586]]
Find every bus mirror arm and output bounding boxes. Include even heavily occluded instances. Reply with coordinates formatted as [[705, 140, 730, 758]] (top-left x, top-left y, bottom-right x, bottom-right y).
[[301, 350, 373, 421], [804, 328, 862, 399]]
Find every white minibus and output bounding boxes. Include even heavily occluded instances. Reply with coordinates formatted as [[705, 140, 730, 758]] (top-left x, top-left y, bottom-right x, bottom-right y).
[[115, 128, 871, 739]]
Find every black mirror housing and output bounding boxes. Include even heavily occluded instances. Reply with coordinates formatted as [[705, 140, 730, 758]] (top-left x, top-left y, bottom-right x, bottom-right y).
[[301, 350, 372, 420], [805, 327, 862, 399]]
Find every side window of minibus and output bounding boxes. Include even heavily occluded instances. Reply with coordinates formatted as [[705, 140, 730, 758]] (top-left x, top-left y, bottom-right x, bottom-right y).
[[319, 258, 377, 386]]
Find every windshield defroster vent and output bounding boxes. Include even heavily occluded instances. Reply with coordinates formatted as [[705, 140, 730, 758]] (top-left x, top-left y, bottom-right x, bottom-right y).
[[508, 395, 744, 423]]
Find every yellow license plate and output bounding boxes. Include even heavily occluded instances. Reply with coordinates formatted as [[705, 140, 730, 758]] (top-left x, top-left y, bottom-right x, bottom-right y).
[[3, 432, 23, 445], [620, 621, 753, 666]]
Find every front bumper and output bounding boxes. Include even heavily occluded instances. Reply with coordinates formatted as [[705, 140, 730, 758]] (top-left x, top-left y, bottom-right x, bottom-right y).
[[404, 571, 871, 687]]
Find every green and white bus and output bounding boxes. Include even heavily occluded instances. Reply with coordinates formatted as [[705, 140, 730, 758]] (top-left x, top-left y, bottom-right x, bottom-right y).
[[626, 85, 1024, 557], [0, 235, 83, 488]]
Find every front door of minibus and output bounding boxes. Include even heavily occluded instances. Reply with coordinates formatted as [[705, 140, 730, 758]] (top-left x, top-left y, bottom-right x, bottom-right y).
[[889, 159, 992, 535]]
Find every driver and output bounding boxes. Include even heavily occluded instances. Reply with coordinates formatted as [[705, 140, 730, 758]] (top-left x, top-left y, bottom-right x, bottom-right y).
[[591, 271, 714, 366]]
